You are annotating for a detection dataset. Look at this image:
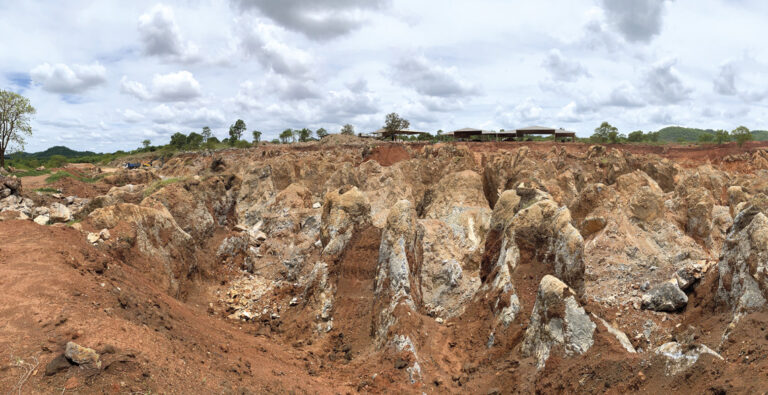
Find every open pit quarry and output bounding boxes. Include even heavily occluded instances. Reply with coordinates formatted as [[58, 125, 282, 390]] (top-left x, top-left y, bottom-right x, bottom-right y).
[[4, 136, 768, 393]]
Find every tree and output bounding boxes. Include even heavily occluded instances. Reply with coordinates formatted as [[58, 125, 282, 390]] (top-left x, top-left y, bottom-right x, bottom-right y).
[[142, 139, 151, 149], [316, 127, 328, 138], [383, 112, 410, 140], [279, 129, 293, 144], [591, 122, 617, 143], [0, 90, 35, 169], [647, 131, 659, 142], [201, 126, 212, 142], [732, 125, 753, 147], [698, 133, 714, 143], [341, 124, 355, 135], [252, 130, 262, 143], [298, 128, 312, 142], [228, 119, 246, 145], [186, 132, 204, 149], [627, 130, 644, 142], [714, 129, 730, 145], [169, 132, 187, 149]]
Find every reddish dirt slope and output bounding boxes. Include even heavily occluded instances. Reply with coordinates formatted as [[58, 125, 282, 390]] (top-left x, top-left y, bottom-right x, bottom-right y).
[[0, 221, 336, 394]]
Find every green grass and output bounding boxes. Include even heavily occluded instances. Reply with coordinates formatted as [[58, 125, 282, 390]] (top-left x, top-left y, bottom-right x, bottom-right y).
[[143, 177, 186, 198], [15, 169, 51, 177], [44, 171, 106, 184]]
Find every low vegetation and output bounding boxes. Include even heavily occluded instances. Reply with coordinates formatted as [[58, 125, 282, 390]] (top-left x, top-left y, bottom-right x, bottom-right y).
[[143, 177, 186, 197]]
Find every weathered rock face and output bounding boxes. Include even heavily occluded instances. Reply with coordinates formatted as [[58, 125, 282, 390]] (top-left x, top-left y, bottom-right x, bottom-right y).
[[102, 169, 159, 186], [417, 219, 482, 318], [618, 171, 665, 222], [521, 275, 596, 369], [374, 200, 419, 340], [87, 203, 195, 296], [0, 175, 22, 197], [685, 187, 715, 240], [641, 281, 688, 312], [511, 190, 585, 293], [49, 202, 72, 223], [320, 186, 371, 256], [716, 206, 768, 314]]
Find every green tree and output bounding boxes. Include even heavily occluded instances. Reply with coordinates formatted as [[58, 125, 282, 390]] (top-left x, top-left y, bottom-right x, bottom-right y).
[[714, 129, 730, 144], [201, 126, 212, 142], [186, 132, 204, 149], [647, 131, 659, 142], [383, 112, 410, 140], [732, 125, 753, 147], [279, 129, 293, 144], [316, 127, 328, 138], [627, 130, 644, 142], [591, 122, 617, 143], [45, 154, 68, 168], [298, 128, 312, 142], [228, 119, 246, 145], [698, 133, 714, 143], [142, 139, 151, 149], [0, 90, 36, 169], [252, 130, 262, 143], [270, 138, 280, 144], [341, 124, 355, 135], [169, 132, 187, 149]]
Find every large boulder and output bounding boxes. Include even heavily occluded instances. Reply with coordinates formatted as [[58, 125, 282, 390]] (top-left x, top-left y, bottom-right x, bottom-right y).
[[641, 281, 688, 312], [320, 186, 371, 256], [48, 202, 72, 223], [87, 203, 195, 296], [521, 275, 596, 369], [0, 175, 22, 197], [716, 206, 768, 314]]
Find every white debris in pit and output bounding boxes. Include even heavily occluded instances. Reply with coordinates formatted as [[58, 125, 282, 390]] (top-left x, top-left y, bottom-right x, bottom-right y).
[[221, 274, 275, 321], [654, 342, 723, 376]]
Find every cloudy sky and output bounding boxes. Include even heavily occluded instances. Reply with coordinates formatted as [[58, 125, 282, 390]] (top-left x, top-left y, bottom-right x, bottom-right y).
[[2, 0, 767, 152]]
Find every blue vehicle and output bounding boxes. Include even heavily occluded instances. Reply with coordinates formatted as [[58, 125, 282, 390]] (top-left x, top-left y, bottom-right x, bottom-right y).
[[125, 162, 141, 169]]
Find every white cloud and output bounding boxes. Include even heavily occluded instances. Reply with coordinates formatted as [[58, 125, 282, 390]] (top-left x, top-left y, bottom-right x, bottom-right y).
[[600, 0, 671, 43], [713, 62, 737, 96], [239, 21, 313, 77], [119, 108, 145, 123], [496, 98, 543, 126], [138, 4, 200, 62], [643, 58, 692, 104], [231, 0, 388, 40], [30, 62, 107, 94], [605, 82, 646, 108], [542, 49, 590, 82], [120, 71, 201, 102], [391, 56, 477, 98]]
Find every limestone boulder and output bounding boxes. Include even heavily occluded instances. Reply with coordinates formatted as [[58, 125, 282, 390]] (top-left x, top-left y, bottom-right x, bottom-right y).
[[641, 281, 688, 312], [521, 275, 596, 369], [49, 202, 72, 223], [716, 206, 768, 314], [320, 186, 371, 256]]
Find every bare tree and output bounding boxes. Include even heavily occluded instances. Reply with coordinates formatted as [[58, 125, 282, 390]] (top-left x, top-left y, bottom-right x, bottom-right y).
[[0, 90, 36, 169]]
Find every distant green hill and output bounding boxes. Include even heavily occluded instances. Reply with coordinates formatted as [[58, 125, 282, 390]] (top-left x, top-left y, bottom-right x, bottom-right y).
[[655, 126, 768, 142], [4, 145, 97, 159]]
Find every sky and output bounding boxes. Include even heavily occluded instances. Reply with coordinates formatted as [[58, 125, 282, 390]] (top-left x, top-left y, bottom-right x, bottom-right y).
[[2, 0, 768, 152]]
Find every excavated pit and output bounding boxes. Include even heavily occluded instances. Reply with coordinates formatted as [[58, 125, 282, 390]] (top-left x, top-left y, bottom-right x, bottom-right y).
[[5, 140, 768, 393]]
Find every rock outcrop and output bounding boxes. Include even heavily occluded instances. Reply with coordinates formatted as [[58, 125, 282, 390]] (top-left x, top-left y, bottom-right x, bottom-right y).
[[522, 275, 595, 369], [320, 186, 371, 256]]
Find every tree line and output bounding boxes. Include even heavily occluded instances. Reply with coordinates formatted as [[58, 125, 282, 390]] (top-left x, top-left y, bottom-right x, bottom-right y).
[[590, 122, 755, 147]]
